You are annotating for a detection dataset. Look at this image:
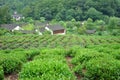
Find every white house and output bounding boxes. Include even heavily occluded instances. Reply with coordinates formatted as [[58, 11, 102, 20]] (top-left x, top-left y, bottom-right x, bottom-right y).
[[12, 11, 24, 21]]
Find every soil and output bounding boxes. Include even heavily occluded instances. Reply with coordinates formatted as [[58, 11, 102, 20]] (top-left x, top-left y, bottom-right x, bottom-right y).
[[66, 56, 73, 69], [66, 56, 81, 80], [5, 73, 18, 80]]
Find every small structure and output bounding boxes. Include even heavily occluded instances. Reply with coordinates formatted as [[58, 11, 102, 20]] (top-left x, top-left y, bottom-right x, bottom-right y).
[[34, 22, 47, 35], [85, 29, 96, 34], [34, 22, 66, 35], [0, 24, 24, 32], [35, 28, 45, 35], [45, 24, 66, 35], [12, 11, 24, 21]]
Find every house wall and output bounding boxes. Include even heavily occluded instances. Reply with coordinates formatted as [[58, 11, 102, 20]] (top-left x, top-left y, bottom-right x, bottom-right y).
[[45, 27, 53, 35], [12, 26, 23, 32], [53, 29, 65, 35]]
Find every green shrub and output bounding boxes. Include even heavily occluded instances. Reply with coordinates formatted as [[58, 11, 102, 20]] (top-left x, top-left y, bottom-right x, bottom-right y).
[[87, 44, 120, 60], [71, 49, 112, 65], [24, 49, 40, 60], [34, 53, 66, 63], [19, 59, 75, 80], [110, 49, 120, 60], [65, 46, 81, 57], [0, 51, 27, 74], [40, 48, 66, 56], [73, 64, 83, 76], [84, 58, 120, 80], [0, 66, 4, 80], [0, 49, 40, 74], [0, 56, 23, 74]]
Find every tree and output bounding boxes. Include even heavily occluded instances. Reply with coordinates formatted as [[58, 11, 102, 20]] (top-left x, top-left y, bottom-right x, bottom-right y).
[[86, 7, 103, 21], [0, 6, 11, 24], [40, 17, 45, 22], [108, 17, 119, 30]]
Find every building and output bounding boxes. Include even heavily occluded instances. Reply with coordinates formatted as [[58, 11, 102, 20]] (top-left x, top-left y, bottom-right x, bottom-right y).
[[45, 24, 66, 35], [34, 22, 66, 35], [12, 11, 24, 21], [0, 24, 24, 32], [85, 29, 96, 34]]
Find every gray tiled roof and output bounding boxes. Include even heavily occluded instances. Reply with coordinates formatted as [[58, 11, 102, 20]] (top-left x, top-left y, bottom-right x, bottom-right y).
[[0, 24, 19, 30], [12, 14, 22, 18], [40, 27, 45, 33], [20, 30, 35, 34], [34, 22, 48, 27], [85, 29, 96, 34], [47, 25, 64, 31]]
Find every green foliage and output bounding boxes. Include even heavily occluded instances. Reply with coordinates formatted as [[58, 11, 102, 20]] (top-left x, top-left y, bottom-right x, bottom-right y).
[[22, 24, 34, 30], [40, 17, 46, 22], [0, 66, 4, 80], [65, 46, 82, 57], [71, 49, 113, 65], [19, 59, 75, 80], [86, 7, 103, 20], [0, 5, 11, 24], [108, 17, 120, 30], [84, 58, 120, 80], [1, 57, 23, 74], [0, 28, 9, 35], [0, 35, 120, 50], [1, 0, 120, 21], [77, 26, 86, 34], [0, 36, 120, 80], [87, 44, 120, 60], [0, 49, 40, 74], [43, 30, 51, 35], [24, 49, 40, 60], [73, 64, 83, 75], [0, 52, 26, 74]]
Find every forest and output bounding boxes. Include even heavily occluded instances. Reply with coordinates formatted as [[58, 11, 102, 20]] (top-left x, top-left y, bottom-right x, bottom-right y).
[[0, 0, 120, 21]]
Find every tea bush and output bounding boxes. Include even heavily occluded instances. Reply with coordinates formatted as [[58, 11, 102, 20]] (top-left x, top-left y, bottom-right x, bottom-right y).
[[23, 49, 40, 60], [19, 60, 76, 80], [0, 66, 4, 80], [84, 58, 120, 80], [40, 48, 66, 56], [0, 55, 23, 74], [65, 46, 82, 57], [0, 51, 26, 74], [86, 44, 120, 60], [71, 49, 113, 65], [34, 53, 66, 63]]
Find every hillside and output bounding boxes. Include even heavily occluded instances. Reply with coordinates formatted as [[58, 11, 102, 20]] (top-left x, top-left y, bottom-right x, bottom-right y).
[[0, 0, 120, 21]]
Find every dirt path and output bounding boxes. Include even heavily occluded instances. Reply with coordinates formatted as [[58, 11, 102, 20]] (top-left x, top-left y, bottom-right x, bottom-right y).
[[66, 56, 81, 80]]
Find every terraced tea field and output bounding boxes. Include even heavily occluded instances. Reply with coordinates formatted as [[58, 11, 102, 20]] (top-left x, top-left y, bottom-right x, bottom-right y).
[[0, 35, 120, 80], [0, 35, 120, 49]]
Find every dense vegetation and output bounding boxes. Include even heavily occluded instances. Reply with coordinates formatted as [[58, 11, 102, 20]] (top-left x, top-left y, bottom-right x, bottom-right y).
[[0, 35, 120, 80], [0, 0, 120, 79], [0, 35, 120, 50], [0, 0, 120, 21], [0, 0, 120, 36]]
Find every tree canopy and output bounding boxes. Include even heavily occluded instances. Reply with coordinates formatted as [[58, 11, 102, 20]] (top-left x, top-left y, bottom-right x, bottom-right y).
[[0, 0, 120, 21]]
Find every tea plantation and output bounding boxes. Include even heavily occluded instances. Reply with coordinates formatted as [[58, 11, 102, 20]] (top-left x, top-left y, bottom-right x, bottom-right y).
[[0, 35, 120, 80]]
